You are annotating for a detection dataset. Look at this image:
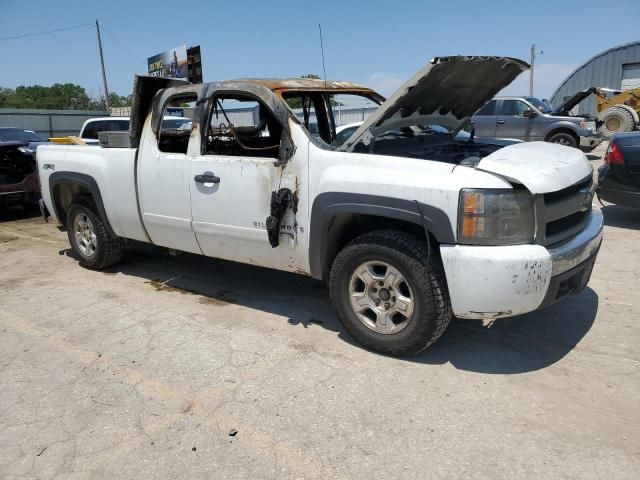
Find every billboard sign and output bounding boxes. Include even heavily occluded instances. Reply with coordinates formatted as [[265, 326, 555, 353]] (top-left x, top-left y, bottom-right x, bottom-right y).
[[147, 45, 188, 79]]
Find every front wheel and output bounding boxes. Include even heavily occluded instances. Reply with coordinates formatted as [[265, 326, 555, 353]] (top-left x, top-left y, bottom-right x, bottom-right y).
[[66, 199, 123, 270], [548, 132, 578, 148], [329, 230, 452, 357]]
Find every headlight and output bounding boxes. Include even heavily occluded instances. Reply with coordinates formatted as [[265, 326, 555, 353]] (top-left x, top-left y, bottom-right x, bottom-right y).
[[579, 121, 596, 131], [458, 189, 534, 245]]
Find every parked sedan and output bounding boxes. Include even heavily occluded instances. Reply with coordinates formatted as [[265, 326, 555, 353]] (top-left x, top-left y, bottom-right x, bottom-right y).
[[597, 132, 640, 209]]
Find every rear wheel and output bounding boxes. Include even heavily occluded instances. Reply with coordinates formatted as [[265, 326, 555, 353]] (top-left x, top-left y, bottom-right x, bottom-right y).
[[329, 230, 452, 357], [548, 131, 578, 148], [66, 199, 123, 270], [599, 107, 636, 139]]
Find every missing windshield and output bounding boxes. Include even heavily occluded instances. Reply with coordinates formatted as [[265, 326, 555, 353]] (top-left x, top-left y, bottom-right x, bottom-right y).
[[282, 92, 381, 146]]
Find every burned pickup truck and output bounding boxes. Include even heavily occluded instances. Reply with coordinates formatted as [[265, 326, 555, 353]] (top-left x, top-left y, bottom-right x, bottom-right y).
[[0, 140, 40, 208], [37, 56, 603, 356]]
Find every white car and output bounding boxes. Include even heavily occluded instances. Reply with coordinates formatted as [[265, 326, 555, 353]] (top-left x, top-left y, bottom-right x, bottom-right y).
[[79, 116, 191, 144], [37, 56, 602, 356], [335, 122, 365, 145]]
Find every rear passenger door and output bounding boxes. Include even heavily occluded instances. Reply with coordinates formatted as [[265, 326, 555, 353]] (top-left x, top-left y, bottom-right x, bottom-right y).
[[470, 100, 497, 138], [137, 93, 202, 254]]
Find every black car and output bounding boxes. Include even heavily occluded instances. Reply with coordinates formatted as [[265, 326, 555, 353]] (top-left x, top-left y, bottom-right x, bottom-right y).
[[0, 127, 48, 150], [597, 131, 640, 209], [0, 140, 40, 208]]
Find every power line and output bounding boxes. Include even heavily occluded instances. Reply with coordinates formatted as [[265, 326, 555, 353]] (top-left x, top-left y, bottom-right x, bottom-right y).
[[101, 25, 145, 64], [0, 22, 93, 42]]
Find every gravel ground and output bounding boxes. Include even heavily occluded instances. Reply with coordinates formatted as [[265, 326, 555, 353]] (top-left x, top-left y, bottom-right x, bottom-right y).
[[1, 143, 639, 479]]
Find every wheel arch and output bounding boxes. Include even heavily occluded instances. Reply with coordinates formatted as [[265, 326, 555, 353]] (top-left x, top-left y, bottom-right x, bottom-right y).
[[49, 171, 116, 236], [544, 127, 580, 143], [309, 193, 455, 281]]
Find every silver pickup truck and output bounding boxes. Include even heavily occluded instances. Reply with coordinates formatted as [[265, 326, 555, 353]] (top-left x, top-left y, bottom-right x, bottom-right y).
[[471, 96, 602, 152]]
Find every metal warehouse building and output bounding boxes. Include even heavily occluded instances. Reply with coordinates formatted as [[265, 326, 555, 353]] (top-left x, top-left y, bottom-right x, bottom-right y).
[[549, 40, 640, 115]]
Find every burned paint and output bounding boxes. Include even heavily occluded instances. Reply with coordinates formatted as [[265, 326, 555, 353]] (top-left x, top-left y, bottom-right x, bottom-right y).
[[266, 188, 296, 248]]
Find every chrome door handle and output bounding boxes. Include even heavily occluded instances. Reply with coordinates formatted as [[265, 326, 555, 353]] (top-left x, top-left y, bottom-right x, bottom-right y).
[[497, 120, 505, 124], [194, 174, 220, 184]]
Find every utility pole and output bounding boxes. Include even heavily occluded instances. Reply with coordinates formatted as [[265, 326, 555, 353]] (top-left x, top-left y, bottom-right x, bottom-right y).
[[530, 44, 535, 97], [95, 19, 109, 111]]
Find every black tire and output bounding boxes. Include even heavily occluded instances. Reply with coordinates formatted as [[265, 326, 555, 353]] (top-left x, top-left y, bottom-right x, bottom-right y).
[[66, 198, 123, 270], [547, 131, 578, 149], [599, 107, 636, 139], [329, 230, 452, 357]]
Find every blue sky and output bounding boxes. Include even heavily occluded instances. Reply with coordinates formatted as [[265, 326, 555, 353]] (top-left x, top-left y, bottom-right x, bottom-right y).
[[1, 0, 639, 100]]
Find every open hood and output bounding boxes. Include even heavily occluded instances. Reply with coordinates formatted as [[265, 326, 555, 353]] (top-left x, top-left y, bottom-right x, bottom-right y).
[[339, 56, 529, 152], [552, 87, 598, 115]]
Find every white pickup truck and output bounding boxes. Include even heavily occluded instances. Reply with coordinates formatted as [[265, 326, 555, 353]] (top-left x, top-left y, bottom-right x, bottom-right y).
[[37, 56, 603, 356]]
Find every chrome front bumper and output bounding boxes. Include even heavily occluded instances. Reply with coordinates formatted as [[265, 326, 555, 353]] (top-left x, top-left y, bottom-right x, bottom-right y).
[[440, 208, 603, 320], [579, 134, 603, 148], [548, 208, 603, 276]]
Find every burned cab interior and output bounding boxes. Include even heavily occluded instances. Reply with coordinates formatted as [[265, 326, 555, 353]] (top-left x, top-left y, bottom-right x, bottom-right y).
[[156, 94, 197, 154], [204, 94, 284, 158]]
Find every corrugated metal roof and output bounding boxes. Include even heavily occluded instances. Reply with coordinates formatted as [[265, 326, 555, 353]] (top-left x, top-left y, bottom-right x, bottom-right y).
[[549, 40, 640, 115]]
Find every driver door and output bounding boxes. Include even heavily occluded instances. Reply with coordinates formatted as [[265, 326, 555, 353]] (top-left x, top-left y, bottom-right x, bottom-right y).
[[189, 93, 308, 272]]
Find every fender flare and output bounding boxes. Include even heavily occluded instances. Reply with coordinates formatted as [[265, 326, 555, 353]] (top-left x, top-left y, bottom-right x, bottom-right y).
[[544, 124, 580, 142], [48, 171, 116, 237], [308, 192, 455, 280]]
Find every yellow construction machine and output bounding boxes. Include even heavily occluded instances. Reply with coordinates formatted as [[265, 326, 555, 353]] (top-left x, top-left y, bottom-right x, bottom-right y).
[[554, 87, 640, 138], [594, 87, 640, 138]]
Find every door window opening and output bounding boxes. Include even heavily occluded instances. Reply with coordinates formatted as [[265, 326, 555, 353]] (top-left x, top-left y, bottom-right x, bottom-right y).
[[205, 95, 282, 158]]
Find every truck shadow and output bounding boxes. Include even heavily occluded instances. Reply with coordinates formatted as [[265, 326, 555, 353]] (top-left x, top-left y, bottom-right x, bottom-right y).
[[600, 204, 640, 230], [62, 242, 598, 374], [413, 288, 598, 373]]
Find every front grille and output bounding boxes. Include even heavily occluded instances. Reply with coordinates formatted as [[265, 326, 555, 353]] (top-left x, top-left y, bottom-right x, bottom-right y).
[[537, 175, 593, 246]]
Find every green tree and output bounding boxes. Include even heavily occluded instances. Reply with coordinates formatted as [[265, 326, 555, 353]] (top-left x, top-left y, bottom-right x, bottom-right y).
[[0, 84, 131, 110], [107, 92, 133, 108]]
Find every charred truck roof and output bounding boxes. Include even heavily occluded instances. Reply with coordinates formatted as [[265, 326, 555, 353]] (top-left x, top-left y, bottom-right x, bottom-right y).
[[127, 56, 528, 150], [127, 75, 383, 148]]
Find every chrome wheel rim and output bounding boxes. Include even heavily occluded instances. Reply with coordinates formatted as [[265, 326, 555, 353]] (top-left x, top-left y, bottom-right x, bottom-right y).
[[73, 213, 97, 257], [348, 260, 414, 335], [554, 137, 570, 146]]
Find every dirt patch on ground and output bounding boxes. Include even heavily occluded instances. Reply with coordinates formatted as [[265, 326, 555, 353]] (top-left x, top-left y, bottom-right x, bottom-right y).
[[145, 279, 237, 306]]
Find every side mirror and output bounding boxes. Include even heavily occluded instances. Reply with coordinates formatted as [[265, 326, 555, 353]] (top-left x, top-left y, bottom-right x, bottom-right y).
[[522, 109, 537, 118]]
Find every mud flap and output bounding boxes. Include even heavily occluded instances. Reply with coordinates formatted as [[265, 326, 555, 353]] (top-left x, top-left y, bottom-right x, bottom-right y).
[[266, 188, 296, 248]]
